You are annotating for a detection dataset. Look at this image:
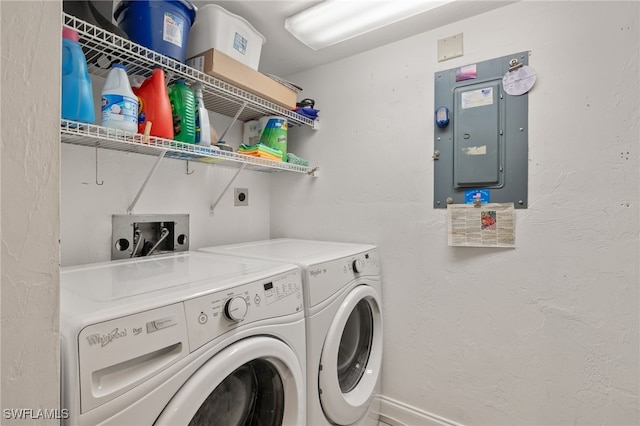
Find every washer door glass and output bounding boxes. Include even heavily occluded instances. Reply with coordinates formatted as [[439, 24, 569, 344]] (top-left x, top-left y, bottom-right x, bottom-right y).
[[189, 359, 283, 426], [337, 300, 373, 393], [318, 283, 383, 425], [155, 337, 305, 426]]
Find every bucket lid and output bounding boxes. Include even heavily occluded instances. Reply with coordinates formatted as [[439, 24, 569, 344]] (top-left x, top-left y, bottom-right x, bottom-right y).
[[175, 0, 197, 21], [114, 1, 197, 25]]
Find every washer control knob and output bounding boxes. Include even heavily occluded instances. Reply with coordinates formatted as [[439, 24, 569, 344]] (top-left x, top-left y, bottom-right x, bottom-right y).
[[352, 258, 365, 273], [224, 296, 248, 322]]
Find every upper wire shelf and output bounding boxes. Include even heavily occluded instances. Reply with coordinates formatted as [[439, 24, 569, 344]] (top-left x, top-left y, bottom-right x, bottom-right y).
[[62, 13, 314, 127]]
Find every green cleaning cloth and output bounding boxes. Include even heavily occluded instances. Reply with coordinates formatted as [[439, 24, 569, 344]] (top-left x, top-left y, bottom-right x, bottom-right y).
[[286, 153, 309, 167]]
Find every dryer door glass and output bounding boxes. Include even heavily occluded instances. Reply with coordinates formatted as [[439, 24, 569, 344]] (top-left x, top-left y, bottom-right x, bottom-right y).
[[188, 359, 284, 426], [337, 299, 373, 393]]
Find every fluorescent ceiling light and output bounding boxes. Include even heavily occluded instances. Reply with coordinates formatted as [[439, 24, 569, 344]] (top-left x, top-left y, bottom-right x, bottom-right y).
[[285, 0, 454, 50]]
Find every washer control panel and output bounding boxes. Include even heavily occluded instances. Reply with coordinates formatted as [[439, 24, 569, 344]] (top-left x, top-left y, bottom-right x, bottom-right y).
[[183, 269, 303, 352]]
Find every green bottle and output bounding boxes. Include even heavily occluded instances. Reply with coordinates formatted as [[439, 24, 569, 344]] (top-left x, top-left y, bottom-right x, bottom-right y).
[[168, 79, 196, 144]]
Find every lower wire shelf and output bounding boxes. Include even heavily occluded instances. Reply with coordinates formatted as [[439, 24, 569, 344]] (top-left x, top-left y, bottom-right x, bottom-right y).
[[60, 120, 317, 175]]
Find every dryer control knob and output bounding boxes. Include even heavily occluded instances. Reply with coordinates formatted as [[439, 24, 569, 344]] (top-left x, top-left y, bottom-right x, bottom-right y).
[[224, 296, 248, 322], [352, 258, 365, 273]]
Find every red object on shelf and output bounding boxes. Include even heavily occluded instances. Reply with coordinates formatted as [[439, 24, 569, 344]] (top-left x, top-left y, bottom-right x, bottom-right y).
[[133, 69, 174, 139]]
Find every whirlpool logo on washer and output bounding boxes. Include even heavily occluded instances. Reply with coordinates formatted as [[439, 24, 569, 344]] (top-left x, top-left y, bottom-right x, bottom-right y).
[[86, 328, 127, 348]]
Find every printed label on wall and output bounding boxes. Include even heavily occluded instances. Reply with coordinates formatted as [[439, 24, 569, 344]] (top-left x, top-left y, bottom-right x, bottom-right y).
[[461, 87, 493, 109], [447, 203, 515, 248]]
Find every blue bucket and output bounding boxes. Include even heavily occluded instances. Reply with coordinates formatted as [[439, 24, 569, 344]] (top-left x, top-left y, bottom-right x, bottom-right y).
[[114, 0, 196, 63]]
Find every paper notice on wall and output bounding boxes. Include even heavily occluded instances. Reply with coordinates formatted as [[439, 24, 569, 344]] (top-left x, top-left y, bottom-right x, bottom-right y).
[[447, 203, 516, 248], [502, 65, 537, 96]]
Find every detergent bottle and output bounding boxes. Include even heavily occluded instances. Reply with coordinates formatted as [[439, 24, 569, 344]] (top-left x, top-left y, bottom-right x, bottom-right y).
[[101, 63, 138, 133], [168, 79, 196, 144], [61, 27, 95, 124], [192, 83, 211, 146], [133, 69, 174, 139]]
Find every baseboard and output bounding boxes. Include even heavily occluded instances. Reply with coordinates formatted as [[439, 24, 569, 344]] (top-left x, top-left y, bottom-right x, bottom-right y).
[[378, 395, 465, 426]]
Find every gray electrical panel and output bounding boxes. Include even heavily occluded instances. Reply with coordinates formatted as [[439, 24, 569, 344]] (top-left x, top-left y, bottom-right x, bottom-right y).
[[433, 52, 529, 208]]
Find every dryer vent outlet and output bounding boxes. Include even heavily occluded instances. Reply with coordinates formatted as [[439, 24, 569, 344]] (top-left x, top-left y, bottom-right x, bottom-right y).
[[112, 214, 189, 260], [235, 188, 249, 206]]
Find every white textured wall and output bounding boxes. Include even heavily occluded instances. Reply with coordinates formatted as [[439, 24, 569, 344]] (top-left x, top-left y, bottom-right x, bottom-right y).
[[1, 1, 61, 424], [61, 148, 272, 266], [273, 1, 640, 424]]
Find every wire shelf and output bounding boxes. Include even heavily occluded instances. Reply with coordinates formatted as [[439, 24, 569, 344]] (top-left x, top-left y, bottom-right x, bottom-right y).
[[61, 120, 316, 175], [62, 13, 314, 127]]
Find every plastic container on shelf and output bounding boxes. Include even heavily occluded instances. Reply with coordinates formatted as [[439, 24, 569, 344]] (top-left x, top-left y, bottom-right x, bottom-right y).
[[168, 79, 196, 144], [132, 69, 174, 139], [191, 83, 211, 146], [186, 4, 265, 70], [61, 27, 95, 124], [114, 0, 197, 64], [101, 63, 138, 133], [259, 116, 287, 161], [243, 120, 262, 146]]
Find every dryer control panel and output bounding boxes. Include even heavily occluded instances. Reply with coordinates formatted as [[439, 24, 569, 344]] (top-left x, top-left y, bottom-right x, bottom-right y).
[[306, 248, 380, 308], [183, 269, 303, 352]]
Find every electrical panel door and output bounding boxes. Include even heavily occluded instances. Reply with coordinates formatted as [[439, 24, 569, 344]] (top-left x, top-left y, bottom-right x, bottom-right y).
[[433, 52, 529, 208], [453, 80, 503, 189]]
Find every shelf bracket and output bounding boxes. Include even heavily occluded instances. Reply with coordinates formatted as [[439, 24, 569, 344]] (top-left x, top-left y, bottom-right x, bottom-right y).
[[95, 142, 104, 185], [127, 149, 168, 214], [210, 164, 247, 216], [218, 101, 248, 142]]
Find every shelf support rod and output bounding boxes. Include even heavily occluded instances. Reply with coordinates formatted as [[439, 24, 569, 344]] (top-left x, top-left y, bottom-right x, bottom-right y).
[[210, 164, 247, 215], [218, 101, 248, 142], [127, 149, 168, 214], [95, 142, 104, 185]]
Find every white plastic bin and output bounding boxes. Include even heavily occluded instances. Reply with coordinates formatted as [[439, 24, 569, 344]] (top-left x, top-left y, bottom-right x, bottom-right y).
[[243, 120, 262, 146], [187, 4, 265, 70]]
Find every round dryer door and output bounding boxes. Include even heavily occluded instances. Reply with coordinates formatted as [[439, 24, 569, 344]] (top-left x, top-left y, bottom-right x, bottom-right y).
[[319, 284, 383, 425], [155, 337, 305, 426]]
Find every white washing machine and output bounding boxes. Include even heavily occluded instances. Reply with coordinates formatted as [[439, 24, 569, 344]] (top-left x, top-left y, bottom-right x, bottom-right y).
[[200, 239, 383, 426], [60, 251, 306, 425]]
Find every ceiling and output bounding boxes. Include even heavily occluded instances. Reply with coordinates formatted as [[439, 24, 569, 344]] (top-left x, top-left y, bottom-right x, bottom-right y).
[[191, 1, 517, 77]]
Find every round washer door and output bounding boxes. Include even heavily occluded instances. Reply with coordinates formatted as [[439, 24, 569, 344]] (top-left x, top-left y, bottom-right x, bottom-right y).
[[318, 283, 383, 425], [155, 336, 305, 426]]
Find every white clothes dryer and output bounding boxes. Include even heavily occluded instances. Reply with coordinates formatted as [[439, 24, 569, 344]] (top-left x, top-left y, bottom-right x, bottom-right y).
[[60, 251, 306, 426], [200, 239, 383, 426]]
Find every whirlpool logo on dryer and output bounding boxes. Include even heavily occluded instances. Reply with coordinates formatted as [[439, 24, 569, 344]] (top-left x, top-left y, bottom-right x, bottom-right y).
[[309, 268, 326, 277], [86, 328, 127, 347]]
